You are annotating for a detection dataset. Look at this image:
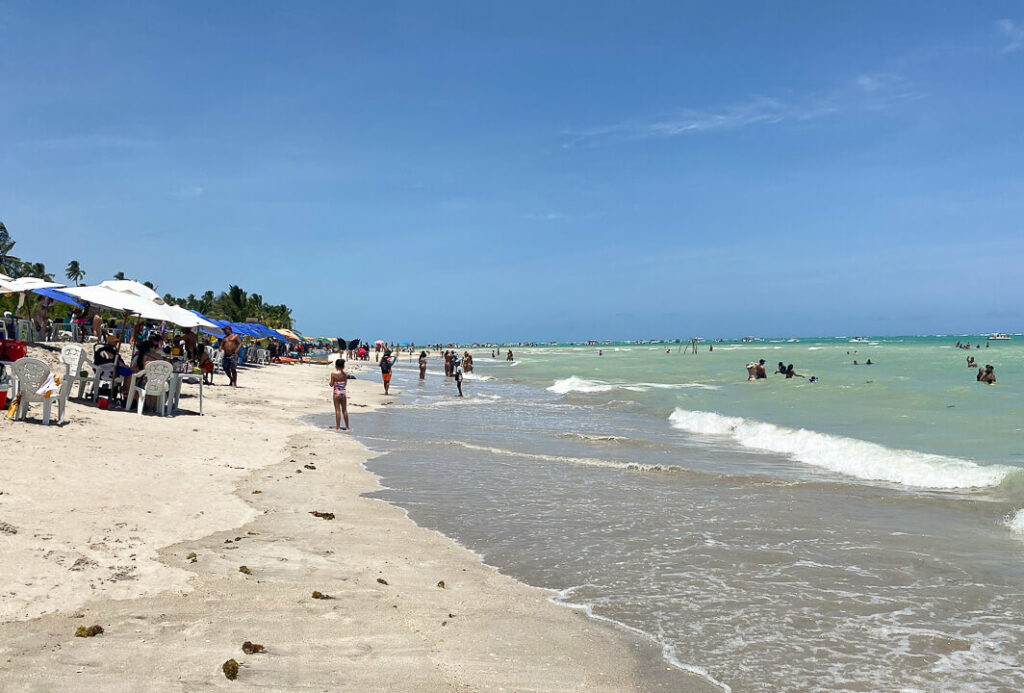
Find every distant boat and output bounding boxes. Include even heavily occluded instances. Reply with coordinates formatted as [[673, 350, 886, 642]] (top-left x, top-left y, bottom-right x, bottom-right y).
[[787, 338, 800, 343], [988, 333, 1012, 341], [741, 336, 759, 343], [850, 337, 869, 343]]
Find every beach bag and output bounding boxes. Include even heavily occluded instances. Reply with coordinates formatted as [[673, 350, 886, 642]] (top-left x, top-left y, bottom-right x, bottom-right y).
[[0, 339, 27, 362]]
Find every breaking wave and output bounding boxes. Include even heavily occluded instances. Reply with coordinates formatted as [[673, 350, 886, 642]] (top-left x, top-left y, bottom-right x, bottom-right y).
[[1007, 509, 1024, 535], [548, 376, 718, 395], [668, 409, 1012, 490]]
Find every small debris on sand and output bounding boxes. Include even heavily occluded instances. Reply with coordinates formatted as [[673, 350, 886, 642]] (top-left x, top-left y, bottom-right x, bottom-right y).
[[303, 464, 316, 470], [436, 580, 445, 589], [0, 521, 17, 535], [377, 578, 389, 585], [74, 625, 104, 638], [186, 552, 197, 563], [239, 566, 252, 575], [241, 641, 265, 654], [309, 511, 335, 520], [251, 490, 262, 494], [222, 659, 239, 680], [311, 591, 334, 600]]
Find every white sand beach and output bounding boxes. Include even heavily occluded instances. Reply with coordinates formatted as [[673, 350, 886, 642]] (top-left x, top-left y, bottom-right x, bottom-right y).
[[0, 358, 716, 692]]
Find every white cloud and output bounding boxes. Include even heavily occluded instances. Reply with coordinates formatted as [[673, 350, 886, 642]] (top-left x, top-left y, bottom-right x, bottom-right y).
[[173, 185, 205, 198], [564, 74, 920, 147], [996, 19, 1024, 53]]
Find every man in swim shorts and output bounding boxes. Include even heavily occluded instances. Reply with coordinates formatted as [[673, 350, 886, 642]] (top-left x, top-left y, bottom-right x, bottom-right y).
[[220, 326, 242, 387]]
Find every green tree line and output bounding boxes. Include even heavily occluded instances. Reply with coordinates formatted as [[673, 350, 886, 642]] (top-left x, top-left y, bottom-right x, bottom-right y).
[[0, 222, 294, 328]]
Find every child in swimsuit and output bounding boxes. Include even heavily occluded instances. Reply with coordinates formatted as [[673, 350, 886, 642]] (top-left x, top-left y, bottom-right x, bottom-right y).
[[330, 358, 350, 430]]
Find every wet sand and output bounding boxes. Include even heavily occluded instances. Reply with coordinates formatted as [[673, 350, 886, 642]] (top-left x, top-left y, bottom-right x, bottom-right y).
[[0, 358, 716, 691]]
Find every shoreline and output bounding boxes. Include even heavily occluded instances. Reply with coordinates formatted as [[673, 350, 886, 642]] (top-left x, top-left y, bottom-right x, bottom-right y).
[[0, 356, 717, 691]]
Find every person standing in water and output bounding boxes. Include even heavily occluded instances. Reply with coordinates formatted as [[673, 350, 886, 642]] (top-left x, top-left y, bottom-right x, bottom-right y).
[[380, 349, 398, 394], [418, 351, 428, 380], [330, 359, 351, 430], [454, 359, 464, 397], [506, 349, 514, 361]]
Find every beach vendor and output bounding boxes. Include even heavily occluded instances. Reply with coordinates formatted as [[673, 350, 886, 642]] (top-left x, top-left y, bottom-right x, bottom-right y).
[[380, 349, 398, 395]]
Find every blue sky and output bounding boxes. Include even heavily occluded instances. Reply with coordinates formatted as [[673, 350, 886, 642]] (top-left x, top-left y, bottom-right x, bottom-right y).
[[2, 2, 1023, 341]]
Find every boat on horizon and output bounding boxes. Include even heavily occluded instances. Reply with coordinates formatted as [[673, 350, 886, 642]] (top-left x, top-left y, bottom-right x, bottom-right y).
[[988, 333, 1012, 341]]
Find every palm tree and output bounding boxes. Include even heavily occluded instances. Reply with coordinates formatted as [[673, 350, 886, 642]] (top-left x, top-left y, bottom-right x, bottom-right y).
[[65, 260, 86, 285], [0, 222, 22, 277], [216, 285, 249, 322], [27, 262, 54, 281]]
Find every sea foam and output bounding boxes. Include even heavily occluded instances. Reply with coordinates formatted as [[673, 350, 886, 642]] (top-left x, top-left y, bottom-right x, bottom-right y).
[[1007, 509, 1024, 535], [548, 376, 717, 395], [668, 409, 1011, 489]]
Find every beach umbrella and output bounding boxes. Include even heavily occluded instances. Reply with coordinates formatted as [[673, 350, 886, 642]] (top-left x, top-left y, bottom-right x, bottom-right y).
[[31, 287, 84, 309], [98, 279, 163, 303], [374, 339, 386, 346], [164, 304, 220, 330], [0, 276, 65, 295], [62, 284, 177, 322]]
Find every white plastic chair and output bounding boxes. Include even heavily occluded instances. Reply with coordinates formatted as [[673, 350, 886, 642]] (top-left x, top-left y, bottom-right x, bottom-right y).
[[60, 344, 89, 398], [11, 357, 71, 424], [126, 360, 174, 416]]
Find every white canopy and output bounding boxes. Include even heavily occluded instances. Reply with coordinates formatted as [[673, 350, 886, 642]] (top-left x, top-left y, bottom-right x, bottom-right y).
[[62, 283, 222, 330], [98, 279, 163, 303], [0, 276, 66, 295], [62, 284, 172, 320], [164, 304, 221, 331]]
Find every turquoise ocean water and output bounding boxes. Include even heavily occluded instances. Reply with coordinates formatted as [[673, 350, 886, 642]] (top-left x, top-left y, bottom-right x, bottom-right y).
[[343, 334, 1024, 692]]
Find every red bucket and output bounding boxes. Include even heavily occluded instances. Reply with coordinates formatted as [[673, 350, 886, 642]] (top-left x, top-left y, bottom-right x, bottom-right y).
[[0, 390, 7, 410], [97, 397, 109, 410]]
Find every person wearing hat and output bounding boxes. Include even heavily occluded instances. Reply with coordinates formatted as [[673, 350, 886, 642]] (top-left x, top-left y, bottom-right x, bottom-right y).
[[380, 349, 399, 394]]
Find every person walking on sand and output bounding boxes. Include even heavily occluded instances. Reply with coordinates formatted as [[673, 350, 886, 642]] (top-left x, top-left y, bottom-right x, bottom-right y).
[[220, 326, 243, 387], [418, 350, 428, 380], [380, 349, 398, 394], [330, 358, 351, 430]]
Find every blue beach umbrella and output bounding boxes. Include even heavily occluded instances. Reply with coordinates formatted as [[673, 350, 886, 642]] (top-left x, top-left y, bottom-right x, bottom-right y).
[[32, 287, 84, 309]]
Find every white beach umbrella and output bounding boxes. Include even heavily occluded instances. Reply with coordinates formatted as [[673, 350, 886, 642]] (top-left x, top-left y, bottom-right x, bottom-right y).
[[61, 284, 175, 321], [164, 304, 221, 331], [0, 276, 66, 295], [98, 279, 163, 303]]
